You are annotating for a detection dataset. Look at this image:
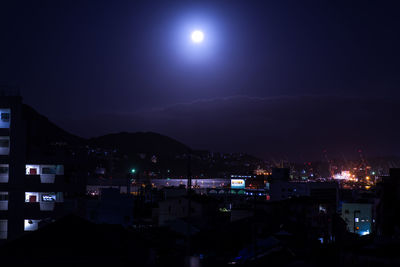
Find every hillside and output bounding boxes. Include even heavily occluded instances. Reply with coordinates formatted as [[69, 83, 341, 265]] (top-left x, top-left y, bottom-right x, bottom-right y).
[[88, 132, 190, 156], [23, 104, 85, 147], [22, 104, 191, 157]]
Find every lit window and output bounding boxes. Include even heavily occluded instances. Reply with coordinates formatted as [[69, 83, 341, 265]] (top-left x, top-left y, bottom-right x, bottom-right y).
[[0, 109, 11, 128], [1, 113, 9, 122], [25, 192, 39, 202], [41, 193, 56, 202], [26, 165, 40, 175]]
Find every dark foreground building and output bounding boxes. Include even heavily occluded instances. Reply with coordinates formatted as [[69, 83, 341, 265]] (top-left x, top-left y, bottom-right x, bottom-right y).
[[0, 94, 84, 242], [0, 215, 156, 266], [376, 168, 400, 237]]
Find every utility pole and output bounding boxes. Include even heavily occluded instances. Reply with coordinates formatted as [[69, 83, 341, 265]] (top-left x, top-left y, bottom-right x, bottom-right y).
[[186, 148, 192, 266]]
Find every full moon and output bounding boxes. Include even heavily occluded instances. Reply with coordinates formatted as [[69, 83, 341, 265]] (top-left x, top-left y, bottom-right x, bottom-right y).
[[191, 30, 204, 43]]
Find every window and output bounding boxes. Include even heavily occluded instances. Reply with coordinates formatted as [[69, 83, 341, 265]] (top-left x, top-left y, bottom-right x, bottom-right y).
[[0, 136, 10, 155], [0, 192, 8, 211], [0, 166, 8, 174], [0, 139, 9, 147], [42, 167, 56, 175], [0, 164, 8, 183], [25, 165, 64, 176], [0, 109, 10, 128], [25, 192, 62, 203], [0, 192, 8, 201], [41, 193, 56, 202], [26, 165, 40, 175], [1, 113, 9, 122], [25, 192, 39, 202], [0, 220, 7, 239]]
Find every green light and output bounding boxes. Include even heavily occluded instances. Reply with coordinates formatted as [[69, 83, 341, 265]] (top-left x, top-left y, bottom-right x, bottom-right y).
[[131, 169, 136, 174]]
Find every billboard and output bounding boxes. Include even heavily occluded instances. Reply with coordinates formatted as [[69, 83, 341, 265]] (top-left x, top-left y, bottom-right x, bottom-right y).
[[231, 179, 245, 189]]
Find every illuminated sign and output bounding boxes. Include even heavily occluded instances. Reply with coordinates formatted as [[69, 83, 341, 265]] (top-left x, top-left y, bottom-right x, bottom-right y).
[[231, 179, 245, 189]]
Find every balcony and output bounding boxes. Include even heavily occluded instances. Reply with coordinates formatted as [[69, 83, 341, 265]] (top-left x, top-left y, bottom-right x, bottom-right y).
[[0, 172, 8, 183], [25, 165, 64, 186], [40, 202, 55, 211], [0, 201, 8, 211], [0, 191, 7, 211], [40, 174, 56, 183]]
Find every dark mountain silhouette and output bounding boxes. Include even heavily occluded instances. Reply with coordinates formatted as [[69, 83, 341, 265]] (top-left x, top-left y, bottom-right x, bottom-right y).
[[22, 104, 191, 156], [23, 104, 85, 147]]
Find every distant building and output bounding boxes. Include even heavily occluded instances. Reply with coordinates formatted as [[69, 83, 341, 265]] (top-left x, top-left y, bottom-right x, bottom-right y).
[[155, 197, 203, 226], [341, 203, 373, 235], [267, 180, 338, 204], [153, 194, 219, 228], [86, 188, 134, 226]]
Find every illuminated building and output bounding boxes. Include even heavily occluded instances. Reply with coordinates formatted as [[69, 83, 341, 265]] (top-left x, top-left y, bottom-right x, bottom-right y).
[[341, 203, 373, 236]]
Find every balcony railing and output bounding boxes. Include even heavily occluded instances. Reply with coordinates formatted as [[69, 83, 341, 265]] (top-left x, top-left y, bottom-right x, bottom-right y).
[[24, 175, 65, 185], [0, 201, 7, 211], [0, 174, 8, 183]]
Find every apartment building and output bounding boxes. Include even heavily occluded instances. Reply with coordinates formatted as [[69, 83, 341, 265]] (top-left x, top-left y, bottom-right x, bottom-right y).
[[0, 94, 81, 242]]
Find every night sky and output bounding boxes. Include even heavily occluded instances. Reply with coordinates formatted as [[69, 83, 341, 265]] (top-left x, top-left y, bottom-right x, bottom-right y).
[[1, 0, 399, 161]]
